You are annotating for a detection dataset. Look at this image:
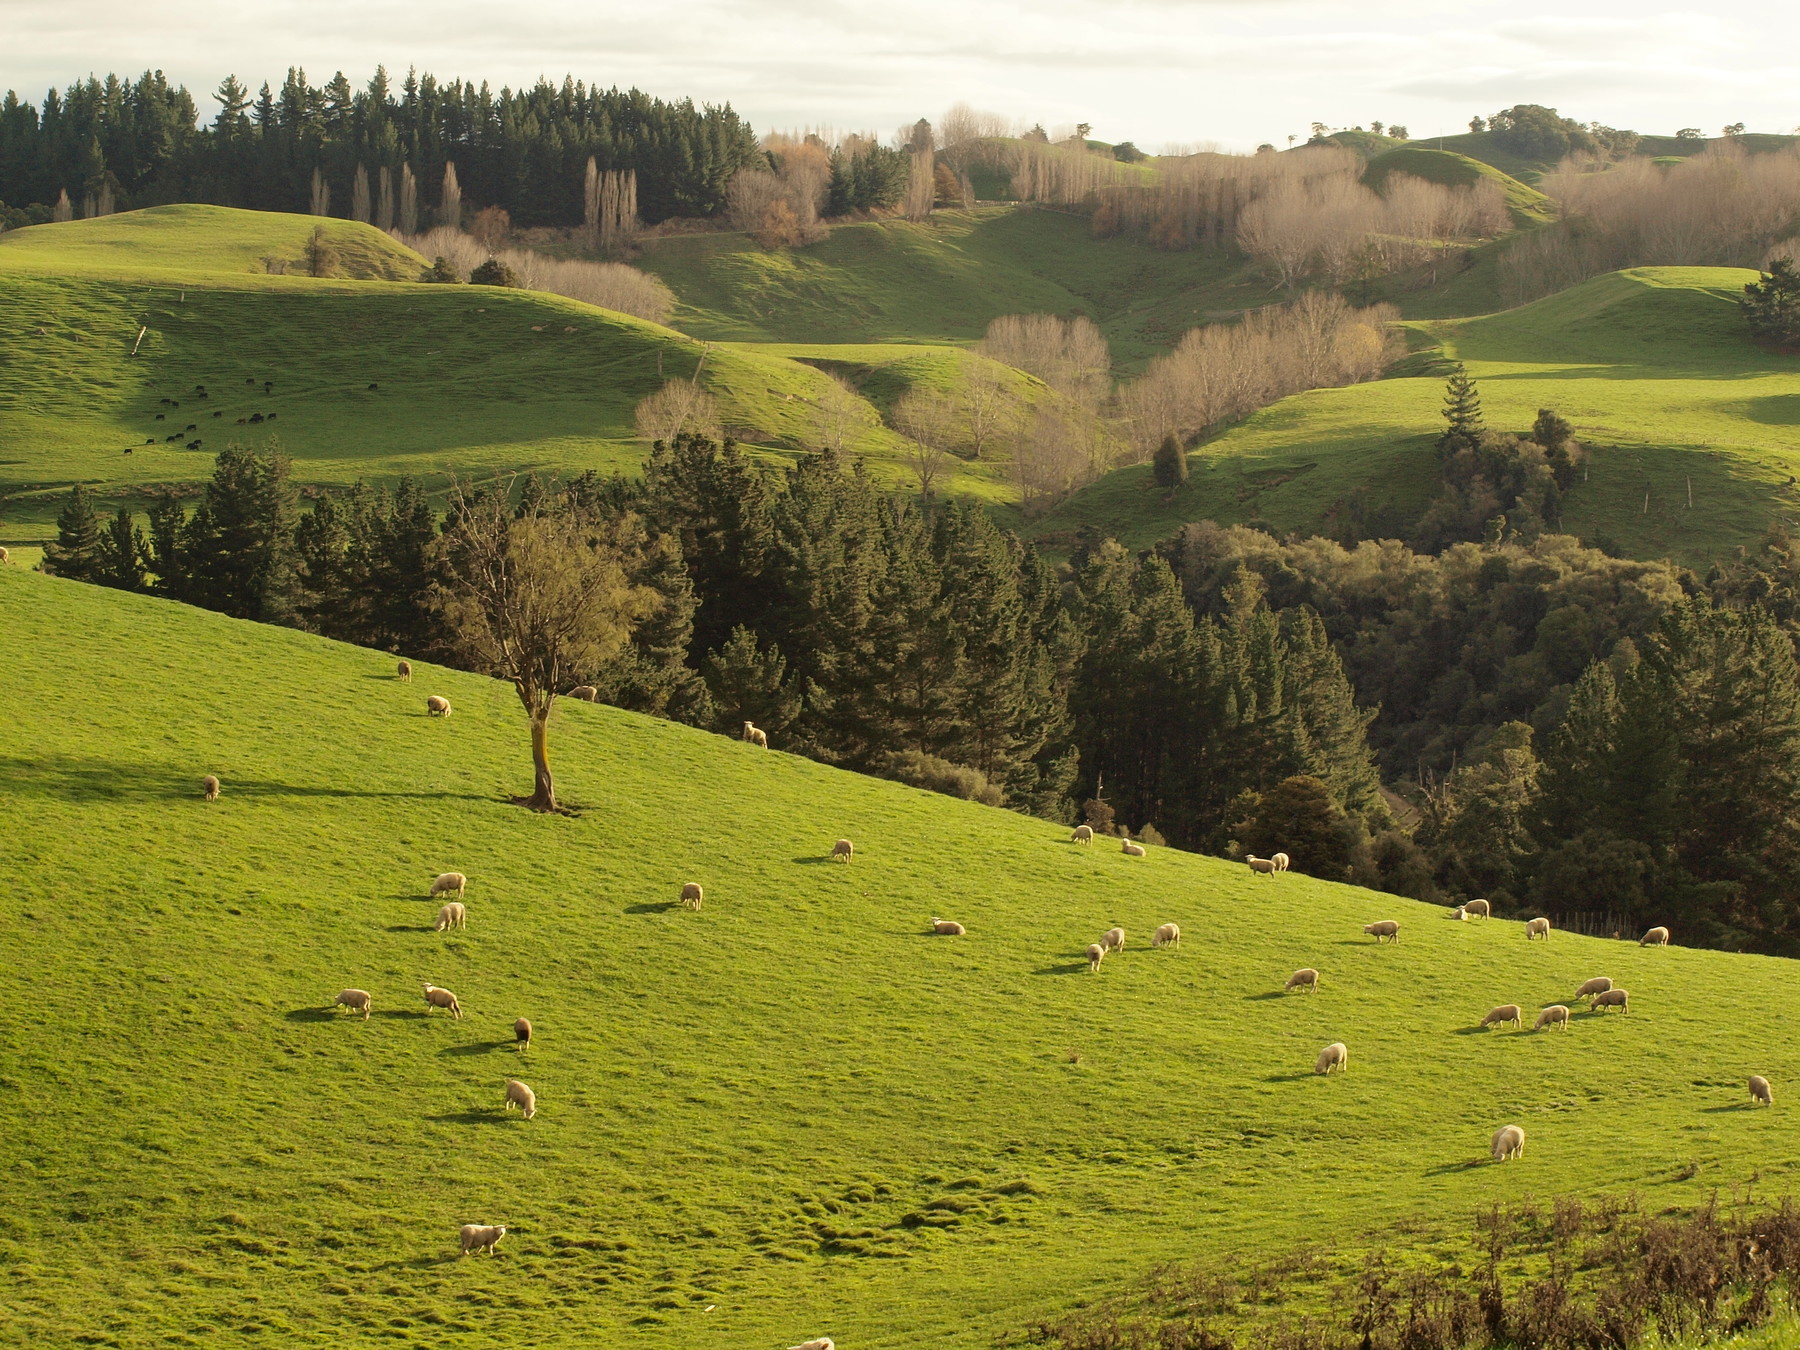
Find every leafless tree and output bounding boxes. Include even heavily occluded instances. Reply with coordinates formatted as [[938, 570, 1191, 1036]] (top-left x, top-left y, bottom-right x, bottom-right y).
[[351, 164, 371, 224], [892, 389, 958, 499], [440, 161, 462, 230], [905, 150, 935, 222], [634, 376, 722, 444], [399, 163, 419, 234], [979, 314, 1111, 409], [309, 167, 330, 218], [376, 166, 395, 232], [813, 372, 867, 451]]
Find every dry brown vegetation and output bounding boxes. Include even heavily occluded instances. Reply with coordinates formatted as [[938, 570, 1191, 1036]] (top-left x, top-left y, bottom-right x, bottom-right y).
[[394, 226, 675, 323], [633, 378, 722, 445], [978, 314, 1111, 409]]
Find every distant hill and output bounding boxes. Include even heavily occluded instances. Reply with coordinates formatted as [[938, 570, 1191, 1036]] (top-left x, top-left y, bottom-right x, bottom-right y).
[[1362, 146, 1555, 228]]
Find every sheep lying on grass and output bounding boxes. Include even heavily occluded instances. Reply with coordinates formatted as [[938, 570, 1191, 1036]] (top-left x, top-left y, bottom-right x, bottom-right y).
[[1534, 1004, 1570, 1032], [1591, 988, 1629, 1013], [423, 983, 462, 1019], [1285, 967, 1319, 993], [426, 695, 452, 717], [1575, 976, 1613, 1003], [1071, 825, 1093, 844], [1364, 920, 1400, 943], [431, 872, 466, 900], [1152, 923, 1180, 948], [742, 721, 768, 748], [1246, 856, 1276, 877], [1315, 1042, 1348, 1075], [1525, 916, 1551, 940], [831, 838, 854, 863], [201, 774, 220, 802], [1491, 1124, 1525, 1161], [1101, 926, 1126, 955], [334, 989, 372, 1020], [1750, 1075, 1774, 1106], [1086, 943, 1106, 973], [1640, 925, 1670, 946], [503, 1078, 536, 1119], [568, 685, 598, 702], [1480, 1004, 1522, 1030], [396, 659, 411, 682], [435, 902, 466, 931], [1121, 839, 1146, 857], [931, 918, 966, 935], [514, 1017, 532, 1052], [460, 1224, 506, 1256], [680, 882, 703, 911]]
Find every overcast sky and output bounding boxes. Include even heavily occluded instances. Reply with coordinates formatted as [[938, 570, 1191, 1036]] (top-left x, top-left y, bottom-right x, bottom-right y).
[[1, 0, 1791, 151]]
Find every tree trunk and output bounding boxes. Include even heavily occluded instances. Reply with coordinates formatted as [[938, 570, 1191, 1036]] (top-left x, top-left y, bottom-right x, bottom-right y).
[[528, 714, 556, 811]]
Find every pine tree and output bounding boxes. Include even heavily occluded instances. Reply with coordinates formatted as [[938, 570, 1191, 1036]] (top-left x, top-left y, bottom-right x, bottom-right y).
[[703, 626, 801, 736], [42, 484, 103, 581], [1438, 362, 1484, 456], [1741, 258, 1800, 346], [97, 507, 146, 591], [1152, 433, 1189, 488]]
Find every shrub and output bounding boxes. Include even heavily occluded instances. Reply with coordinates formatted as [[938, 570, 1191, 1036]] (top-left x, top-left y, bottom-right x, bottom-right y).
[[470, 258, 519, 287], [870, 750, 1004, 807], [1152, 434, 1189, 488], [427, 256, 461, 283]]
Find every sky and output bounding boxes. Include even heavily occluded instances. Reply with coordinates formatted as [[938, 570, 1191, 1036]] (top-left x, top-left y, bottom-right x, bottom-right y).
[[0, 0, 1793, 152]]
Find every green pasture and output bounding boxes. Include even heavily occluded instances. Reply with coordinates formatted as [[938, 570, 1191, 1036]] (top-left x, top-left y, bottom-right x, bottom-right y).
[[5, 566, 1800, 1346]]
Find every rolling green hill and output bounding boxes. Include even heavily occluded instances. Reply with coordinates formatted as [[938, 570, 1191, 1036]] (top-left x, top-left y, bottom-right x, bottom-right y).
[[1032, 267, 1800, 566], [7, 564, 1800, 1347], [1362, 146, 1555, 227]]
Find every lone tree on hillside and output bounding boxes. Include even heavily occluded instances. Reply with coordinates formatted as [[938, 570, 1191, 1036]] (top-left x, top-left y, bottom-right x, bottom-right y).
[[1438, 363, 1484, 456], [1742, 258, 1800, 347], [1152, 433, 1189, 489], [434, 482, 656, 812]]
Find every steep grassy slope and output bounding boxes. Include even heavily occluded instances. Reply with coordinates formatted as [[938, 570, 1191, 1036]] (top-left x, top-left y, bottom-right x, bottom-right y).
[[0, 207, 1010, 544], [1032, 267, 1800, 565], [6, 567, 1800, 1347]]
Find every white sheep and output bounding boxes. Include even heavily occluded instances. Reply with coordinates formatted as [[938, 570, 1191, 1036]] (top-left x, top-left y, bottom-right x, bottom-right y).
[[1490, 1124, 1525, 1161], [788, 1340, 835, 1350], [1640, 925, 1670, 947], [742, 721, 769, 748], [1315, 1042, 1348, 1075], [435, 902, 466, 931], [396, 659, 411, 682], [568, 684, 599, 702], [831, 838, 854, 863], [1525, 916, 1551, 940], [1152, 922, 1181, 948], [1750, 1075, 1773, 1106], [1364, 920, 1400, 943], [334, 989, 372, 1020], [503, 1078, 536, 1119], [1101, 926, 1126, 955], [1086, 942, 1106, 973], [1480, 1004, 1522, 1030], [1121, 839, 1146, 857], [514, 1017, 532, 1052], [931, 918, 966, 935], [1575, 976, 1614, 1003], [426, 695, 452, 717], [0, 546, 9, 564], [1246, 856, 1277, 877], [1285, 967, 1319, 993], [431, 872, 466, 901], [1592, 988, 1629, 1013], [680, 882, 703, 911], [459, 1223, 506, 1256], [1462, 898, 1491, 919], [423, 983, 462, 1019], [1534, 1004, 1570, 1032], [1271, 851, 1290, 872], [202, 774, 220, 802], [1071, 824, 1094, 844]]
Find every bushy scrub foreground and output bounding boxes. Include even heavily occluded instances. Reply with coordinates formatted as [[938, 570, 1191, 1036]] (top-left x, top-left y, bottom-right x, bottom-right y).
[[4, 567, 1800, 1348]]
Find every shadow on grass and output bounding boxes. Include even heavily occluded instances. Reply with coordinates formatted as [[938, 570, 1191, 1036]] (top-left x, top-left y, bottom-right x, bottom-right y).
[[790, 855, 841, 865], [1262, 1072, 1315, 1083], [1700, 1104, 1754, 1113], [426, 1110, 515, 1126], [375, 1009, 432, 1021], [1033, 961, 1093, 976], [1243, 991, 1286, 1002], [1425, 1160, 1485, 1176], [285, 1007, 340, 1023], [1451, 1025, 1503, 1036], [626, 902, 679, 915], [0, 754, 487, 804], [440, 1040, 514, 1057], [387, 924, 436, 933]]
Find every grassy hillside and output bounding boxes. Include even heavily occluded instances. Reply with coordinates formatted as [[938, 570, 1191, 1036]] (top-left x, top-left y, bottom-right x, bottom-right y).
[[1362, 146, 1554, 227], [1419, 128, 1799, 184], [1032, 267, 1800, 566], [0, 207, 1013, 545], [8, 568, 1800, 1347]]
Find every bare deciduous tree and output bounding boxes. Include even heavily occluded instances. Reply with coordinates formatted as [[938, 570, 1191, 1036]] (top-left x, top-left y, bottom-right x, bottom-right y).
[[351, 164, 371, 224], [376, 166, 395, 232], [399, 163, 418, 234], [634, 376, 722, 445], [440, 161, 461, 230], [979, 314, 1112, 409], [891, 389, 958, 500], [813, 373, 868, 451]]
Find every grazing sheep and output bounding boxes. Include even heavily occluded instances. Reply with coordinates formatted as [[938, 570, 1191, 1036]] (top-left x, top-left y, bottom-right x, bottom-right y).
[[503, 1078, 537, 1119], [0, 546, 9, 564], [1575, 976, 1614, 1003], [201, 774, 220, 802], [1534, 1004, 1571, 1032], [1121, 839, 1147, 857], [1101, 926, 1126, 955], [931, 918, 966, 936], [1271, 851, 1290, 872], [1750, 1075, 1773, 1107], [423, 983, 462, 1019], [396, 659, 411, 682], [514, 1017, 532, 1052], [1315, 1042, 1348, 1075], [1525, 916, 1551, 940], [1640, 925, 1670, 947], [435, 902, 466, 931], [1364, 920, 1400, 943], [1246, 856, 1277, 877], [1491, 1124, 1526, 1161], [334, 989, 372, 1020], [568, 684, 598, 702], [1086, 943, 1106, 973], [459, 1223, 506, 1256], [1480, 1004, 1522, 1030], [742, 721, 769, 748], [431, 872, 467, 901], [1152, 922, 1181, 948], [426, 695, 452, 717], [1592, 988, 1629, 1013], [1071, 824, 1094, 844], [680, 882, 703, 911], [788, 1341, 835, 1350], [1285, 967, 1319, 993], [1453, 898, 1491, 921], [831, 838, 854, 863]]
